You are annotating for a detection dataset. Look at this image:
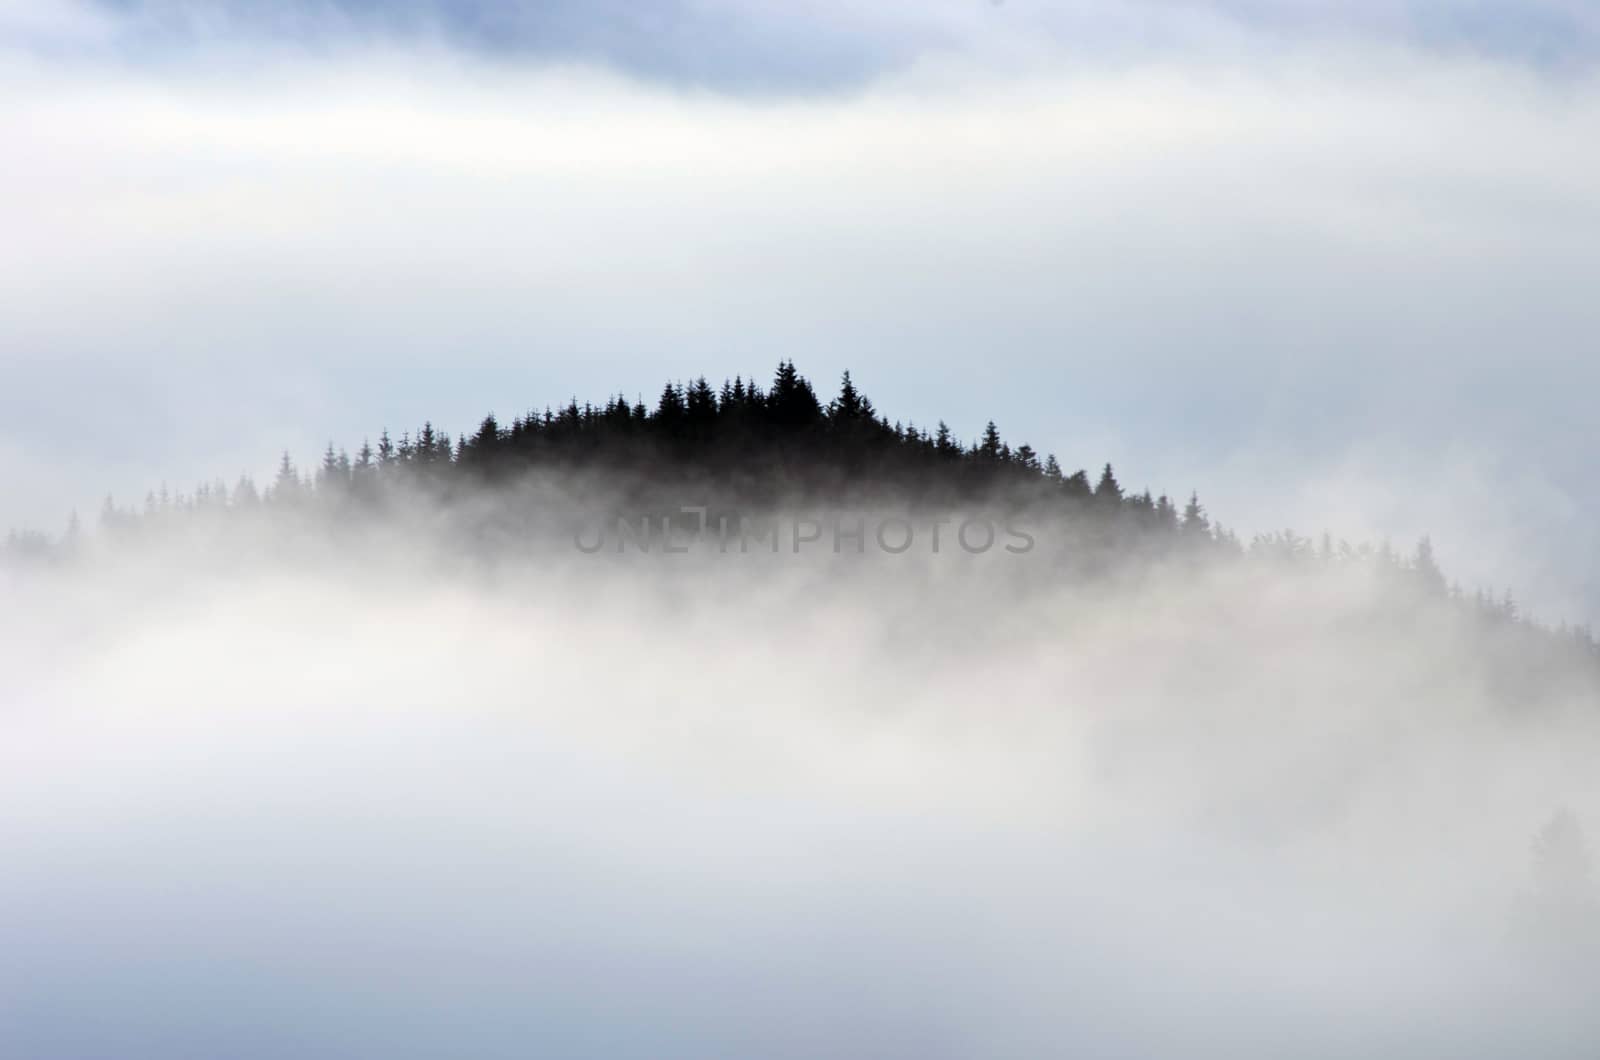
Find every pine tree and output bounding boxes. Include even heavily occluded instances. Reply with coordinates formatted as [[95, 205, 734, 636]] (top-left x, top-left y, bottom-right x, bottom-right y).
[[1412, 536, 1447, 595], [1155, 494, 1178, 530], [979, 422, 1003, 461], [686, 377, 718, 437], [768, 360, 822, 431], [1094, 463, 1123, 504], [653, 380, 686, 437], [1181, 492, 1209, 538], [832, 370, 864, 421], [470, 414, 501, 464], [273, 452, 300, 503], [318, 442, 344, 495]]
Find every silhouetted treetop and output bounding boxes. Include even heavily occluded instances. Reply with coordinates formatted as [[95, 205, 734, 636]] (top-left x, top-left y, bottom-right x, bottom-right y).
[[12, 357, 1589, 671]]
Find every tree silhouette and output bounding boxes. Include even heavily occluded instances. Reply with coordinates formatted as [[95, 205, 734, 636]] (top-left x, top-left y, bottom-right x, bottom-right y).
[[768, 359, 822, 432], [1095, 463, 1123, 504], [273, 452, 301, 504], [1181, 492, 1210, 540], [22, 352, 1587, 681]]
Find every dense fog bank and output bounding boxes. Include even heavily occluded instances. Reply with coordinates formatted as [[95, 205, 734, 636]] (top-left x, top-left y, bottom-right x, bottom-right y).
[[3, 493, 1599, 1057]]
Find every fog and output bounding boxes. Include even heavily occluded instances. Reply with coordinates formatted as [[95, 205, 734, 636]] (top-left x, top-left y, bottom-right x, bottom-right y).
[[6, 5, 1600, 1050], [5, 37, 1600, 617], [4, 491, 1598, 1057]]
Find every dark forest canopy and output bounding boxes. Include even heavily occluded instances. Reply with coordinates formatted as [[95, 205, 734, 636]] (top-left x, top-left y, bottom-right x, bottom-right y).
[[4, 360, 1595, 659]]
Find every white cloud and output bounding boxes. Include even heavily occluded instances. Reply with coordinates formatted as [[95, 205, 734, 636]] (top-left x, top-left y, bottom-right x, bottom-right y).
[[2, 41, 1597, 617], [4, 533, 1599, 1054]]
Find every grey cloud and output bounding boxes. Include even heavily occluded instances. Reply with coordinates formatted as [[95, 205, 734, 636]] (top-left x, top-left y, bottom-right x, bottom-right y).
[[55, 0, 1600, 91], [85, 0, 938, 92]]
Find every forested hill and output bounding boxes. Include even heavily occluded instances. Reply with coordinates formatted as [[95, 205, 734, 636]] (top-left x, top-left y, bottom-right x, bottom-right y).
[[3, 360, 1594, 655]]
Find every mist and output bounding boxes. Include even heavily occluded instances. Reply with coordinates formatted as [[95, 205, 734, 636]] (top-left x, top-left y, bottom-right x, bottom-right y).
[[4, 479, 1599, 1057], [7, 3, 1600, 1053], [4, 29, 1600, 617]]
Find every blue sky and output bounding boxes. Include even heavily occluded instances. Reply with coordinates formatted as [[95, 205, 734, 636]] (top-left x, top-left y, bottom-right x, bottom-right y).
[[45, 1, 1600, 85], [2, 0, 1599, 618]]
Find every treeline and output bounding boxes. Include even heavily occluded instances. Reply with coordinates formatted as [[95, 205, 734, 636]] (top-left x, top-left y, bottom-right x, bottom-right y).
[[90, 360, 1227, 535], [4, 360, 1595, 654]]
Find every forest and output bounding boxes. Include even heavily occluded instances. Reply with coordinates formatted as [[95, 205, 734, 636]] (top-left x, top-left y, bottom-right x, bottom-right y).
[[4, 360, 1594, 663]]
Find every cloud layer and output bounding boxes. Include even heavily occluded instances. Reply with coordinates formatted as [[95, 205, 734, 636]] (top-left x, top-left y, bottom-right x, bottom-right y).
[[4, 24, 1598, 616], [4, 524, 1599, 1056], [5, 9, 1600, 1052], [19, 1, 1600, 90]]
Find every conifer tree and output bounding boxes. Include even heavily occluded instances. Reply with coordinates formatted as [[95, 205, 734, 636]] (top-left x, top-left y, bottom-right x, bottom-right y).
[[769, 360, 822, 431], [1413, 536, 1447, 595], [318, 443, 346, 496], [273, 452, 300, 503], [686, 378, 718, 437], [1181, 492, 1209, 538], [832, 370, 865, 421], [979, 422, 1003, 461], [654, 381, 686, 436], [1095, 463, 1123, 504], [470, 414, 501, 463], [1155, 494, 1178, 530]]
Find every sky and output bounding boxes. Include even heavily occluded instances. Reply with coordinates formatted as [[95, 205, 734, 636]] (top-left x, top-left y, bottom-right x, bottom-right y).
[[3, 0, 1599, 618], [6, 7, 1600, 1054]]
